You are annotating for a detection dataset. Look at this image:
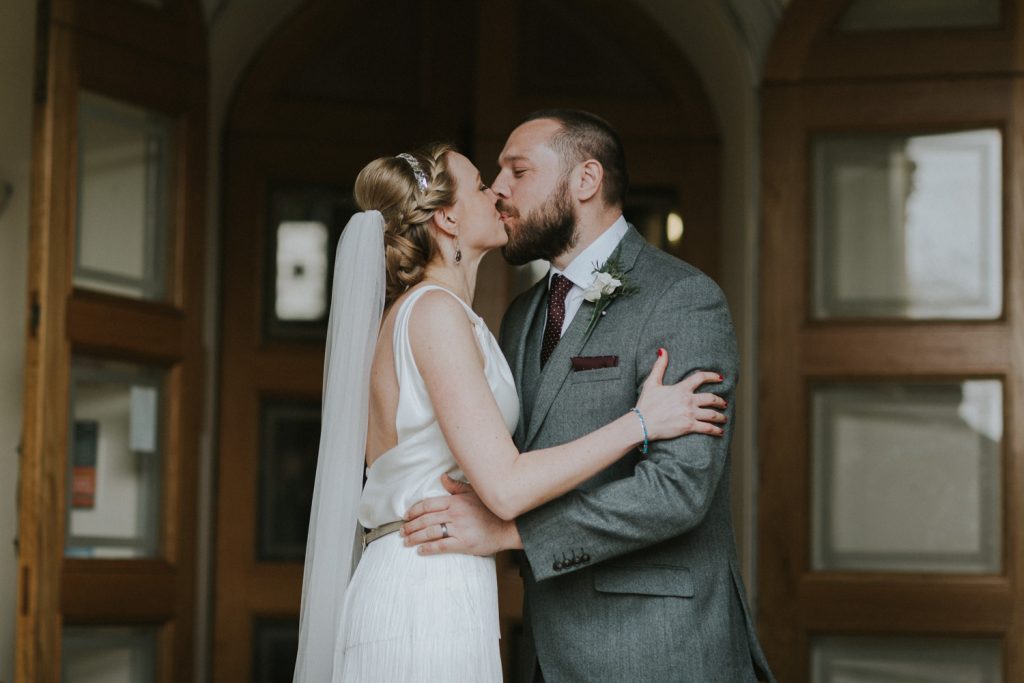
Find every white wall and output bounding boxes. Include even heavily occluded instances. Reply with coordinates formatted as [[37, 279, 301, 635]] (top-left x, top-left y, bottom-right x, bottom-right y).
[[0, 0, 36, 679]]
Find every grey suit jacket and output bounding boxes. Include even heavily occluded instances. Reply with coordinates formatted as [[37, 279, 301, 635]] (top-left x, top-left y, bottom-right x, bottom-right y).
[[499, 227, 774, 683]]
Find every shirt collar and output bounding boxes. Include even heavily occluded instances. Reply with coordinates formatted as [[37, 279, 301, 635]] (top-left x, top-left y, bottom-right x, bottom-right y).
[[548, 215, 629, 289]]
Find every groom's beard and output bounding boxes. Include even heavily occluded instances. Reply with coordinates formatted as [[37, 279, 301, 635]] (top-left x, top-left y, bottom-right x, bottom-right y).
[[499, 177, 578, 266]]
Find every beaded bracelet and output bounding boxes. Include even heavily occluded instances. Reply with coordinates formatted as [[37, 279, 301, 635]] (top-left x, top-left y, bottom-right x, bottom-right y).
[[630, 407, 649, 456]]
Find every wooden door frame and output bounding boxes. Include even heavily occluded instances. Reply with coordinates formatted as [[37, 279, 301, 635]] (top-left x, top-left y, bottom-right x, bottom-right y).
[[758, 1, 1024, 680], [17, 1, 207, 680]]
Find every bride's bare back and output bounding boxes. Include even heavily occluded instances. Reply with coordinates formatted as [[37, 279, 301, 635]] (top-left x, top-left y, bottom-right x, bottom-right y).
[[365, 297, 403, 468]]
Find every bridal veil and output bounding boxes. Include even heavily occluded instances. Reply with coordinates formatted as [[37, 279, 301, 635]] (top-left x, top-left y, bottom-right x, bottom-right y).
[[293, 211, 385, 682]]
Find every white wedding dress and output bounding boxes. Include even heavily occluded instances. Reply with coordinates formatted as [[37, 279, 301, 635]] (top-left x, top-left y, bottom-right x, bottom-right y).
[[332, 285, 519, 681]]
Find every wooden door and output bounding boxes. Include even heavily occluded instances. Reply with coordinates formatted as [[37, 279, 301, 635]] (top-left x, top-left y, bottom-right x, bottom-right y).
[[17, 0, 207, 681], [213, 1, 722, 680], [759, 1, 1024, 681]]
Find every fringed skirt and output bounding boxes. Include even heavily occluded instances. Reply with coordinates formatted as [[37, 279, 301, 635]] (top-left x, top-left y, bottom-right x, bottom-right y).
[[332, 532, 502, 682]]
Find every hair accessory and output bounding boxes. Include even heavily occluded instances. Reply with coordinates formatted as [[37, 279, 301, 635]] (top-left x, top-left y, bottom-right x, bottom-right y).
[[630, 407, 649, 457], [396, 153, 429, 192]]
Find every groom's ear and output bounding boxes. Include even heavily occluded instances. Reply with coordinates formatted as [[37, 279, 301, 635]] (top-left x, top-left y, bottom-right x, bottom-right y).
[[575, 159, 604, 203], [432, 208, 458, 237]]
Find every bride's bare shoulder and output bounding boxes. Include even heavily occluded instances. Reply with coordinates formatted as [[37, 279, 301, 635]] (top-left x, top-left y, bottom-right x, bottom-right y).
[[405, 288, 481, 368], [408, 287, 472, 330]]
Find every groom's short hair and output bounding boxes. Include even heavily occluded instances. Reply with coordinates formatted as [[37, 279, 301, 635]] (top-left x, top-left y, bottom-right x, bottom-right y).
[[522, 109, 628, 209]]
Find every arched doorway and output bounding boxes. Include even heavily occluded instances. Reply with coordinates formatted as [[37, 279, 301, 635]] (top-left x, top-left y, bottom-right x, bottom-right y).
[[759, 1, 1024, 680], [213, 1, 723, 679]]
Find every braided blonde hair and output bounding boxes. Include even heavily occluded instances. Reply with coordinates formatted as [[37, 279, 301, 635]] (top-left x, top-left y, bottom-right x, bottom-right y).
[[353, 143, 457, 306]]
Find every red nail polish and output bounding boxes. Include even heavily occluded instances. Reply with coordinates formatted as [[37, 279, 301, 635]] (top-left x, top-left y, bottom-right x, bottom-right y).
[[657, 348, 664, 357]]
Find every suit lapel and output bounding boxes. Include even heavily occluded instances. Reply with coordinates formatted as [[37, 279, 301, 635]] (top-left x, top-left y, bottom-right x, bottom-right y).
[[522, 295, 590, 449], [512, 279, 547, 445], [521, 227, 647, 449]]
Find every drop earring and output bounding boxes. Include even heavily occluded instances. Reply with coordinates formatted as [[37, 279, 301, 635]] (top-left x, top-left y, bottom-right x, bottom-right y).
[[454, 236, 462, 264]]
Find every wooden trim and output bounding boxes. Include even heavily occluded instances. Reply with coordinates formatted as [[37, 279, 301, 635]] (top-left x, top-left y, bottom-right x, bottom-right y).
[[765, 0, 1019, 84], [66, 290, 185, 362], [1005, 76, 1024, 683], [800, 326, 1010, 375], [17, 19, 76, 683], [17, 1, 207, 681], [61, 560, 178, 620], [796, 574, 1012, 633]]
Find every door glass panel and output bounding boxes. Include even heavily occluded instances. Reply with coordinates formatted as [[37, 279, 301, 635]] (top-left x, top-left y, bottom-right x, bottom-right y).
[[252, 617, 299, 683], [264, 187, 355, 341], [812, 129, 1002, 319], [62, 626, 157, 683], [811, 381, 1002, 573], [812, 635, 1002, 682], [75, 91, 172, 301], [66, 358, 164, 558], [276, 222, 330, 321], [839, 0, 1001, 31], [258, 399, 320, 561]]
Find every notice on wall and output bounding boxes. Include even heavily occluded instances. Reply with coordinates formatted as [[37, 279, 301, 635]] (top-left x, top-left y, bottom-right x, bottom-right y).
[[130, 385, 158, 453], [72, 420, 98, 509]]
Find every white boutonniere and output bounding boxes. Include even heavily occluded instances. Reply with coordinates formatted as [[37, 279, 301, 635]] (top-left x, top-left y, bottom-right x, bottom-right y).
[[583, 256, 637, 336]]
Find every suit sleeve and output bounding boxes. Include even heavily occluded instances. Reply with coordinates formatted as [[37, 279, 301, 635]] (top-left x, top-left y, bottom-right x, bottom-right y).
[[515, 273, 739, 582]]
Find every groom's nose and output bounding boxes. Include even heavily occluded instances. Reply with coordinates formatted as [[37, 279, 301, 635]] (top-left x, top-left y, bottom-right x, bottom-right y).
[[490, 172, 510, 198]]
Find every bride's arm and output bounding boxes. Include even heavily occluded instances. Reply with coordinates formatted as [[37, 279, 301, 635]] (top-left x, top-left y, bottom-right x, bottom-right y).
[[410, 291, 723, 521]]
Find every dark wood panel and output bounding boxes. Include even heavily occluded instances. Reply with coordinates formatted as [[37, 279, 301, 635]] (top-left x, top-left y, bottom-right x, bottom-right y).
[[765, 0, 1020, 84], [757, 84, 809, 683], [798, 574, 1012, 632], [62, 560, 178, 621], [801, 326, 1010, 376], [66, 290, 184, 362]]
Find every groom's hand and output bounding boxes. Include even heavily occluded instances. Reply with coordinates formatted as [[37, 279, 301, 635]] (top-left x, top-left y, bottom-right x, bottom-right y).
[[401, 474, 523, 555]]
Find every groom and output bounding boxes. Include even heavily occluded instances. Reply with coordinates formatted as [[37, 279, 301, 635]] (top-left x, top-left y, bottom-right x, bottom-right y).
[[403, 110, 774, 682]]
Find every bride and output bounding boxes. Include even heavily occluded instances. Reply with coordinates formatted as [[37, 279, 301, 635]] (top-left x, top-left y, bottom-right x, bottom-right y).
[[292, 143, 726, 681]]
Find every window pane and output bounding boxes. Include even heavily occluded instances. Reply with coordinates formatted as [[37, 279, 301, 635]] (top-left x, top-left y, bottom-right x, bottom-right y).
[[812, 129, 1002, 319], [812, 635, 1002, 683], [75, 91, 172, 301], [66, 358, 164, 558], [264, 187, 355, 342], [811, 381, 1002, 573], [63, 627, 157, 683], [276, 222, 329, 321], [257, 399, 320, 561], [252, 618, 299, 683], [840, 0, 1000, 31]]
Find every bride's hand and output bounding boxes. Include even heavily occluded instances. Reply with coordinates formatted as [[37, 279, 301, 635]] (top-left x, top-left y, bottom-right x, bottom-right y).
[[634, 349, 727, 440]]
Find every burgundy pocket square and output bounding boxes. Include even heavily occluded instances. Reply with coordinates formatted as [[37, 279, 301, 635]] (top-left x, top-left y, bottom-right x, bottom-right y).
[[570, 355, 619, 371]]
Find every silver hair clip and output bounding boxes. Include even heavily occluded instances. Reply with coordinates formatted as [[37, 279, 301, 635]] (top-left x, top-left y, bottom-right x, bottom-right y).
[[396, 153, 429, 192]]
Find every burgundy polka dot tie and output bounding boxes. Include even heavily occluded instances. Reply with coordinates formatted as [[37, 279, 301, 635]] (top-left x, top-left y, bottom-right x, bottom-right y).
[[541, 273, 574, 367]]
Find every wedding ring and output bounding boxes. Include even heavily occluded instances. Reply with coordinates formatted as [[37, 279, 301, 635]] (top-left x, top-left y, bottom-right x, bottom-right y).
[[440, 522, 449, 539]]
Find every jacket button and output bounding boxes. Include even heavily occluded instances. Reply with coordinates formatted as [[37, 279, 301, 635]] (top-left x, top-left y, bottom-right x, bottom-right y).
[[552, 561, 562, 571], [581, 554, 590, 562]]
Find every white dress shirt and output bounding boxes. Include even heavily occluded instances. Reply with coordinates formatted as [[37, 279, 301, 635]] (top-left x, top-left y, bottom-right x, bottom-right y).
[[546, 215, 630, 336]]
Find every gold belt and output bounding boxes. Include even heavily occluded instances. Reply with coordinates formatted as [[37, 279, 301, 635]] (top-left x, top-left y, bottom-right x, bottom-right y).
[[362, 520, 404, 549]]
